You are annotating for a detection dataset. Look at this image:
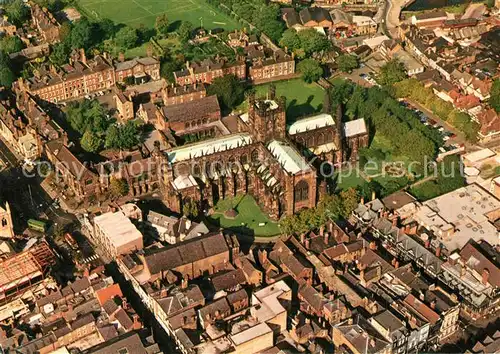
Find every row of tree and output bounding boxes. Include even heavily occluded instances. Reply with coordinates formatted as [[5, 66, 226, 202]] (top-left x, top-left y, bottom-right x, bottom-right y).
[[394, 78, 480, 142], [66, 100, 141, 153], [279, 188, 359, 235], [206, 0, 284, 42], [329, 81, 441, 169], [279, 28, 331, 58]]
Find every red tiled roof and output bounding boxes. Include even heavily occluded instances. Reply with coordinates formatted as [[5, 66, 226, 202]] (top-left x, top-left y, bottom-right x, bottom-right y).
[[460, 243, 500, 288], [404, 294, 440, 324], [95, 283, 123, 306], [477, 109, 500, 135]]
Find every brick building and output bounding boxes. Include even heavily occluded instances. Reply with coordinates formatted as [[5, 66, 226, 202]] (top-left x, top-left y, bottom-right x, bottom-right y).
[[17, 50, 115, 103], [174, 58, 246, 85], [249, 49, 295, 83], [114, 57, 160, 83], [162, 83, 207, 106], [31, 3, 60, 43]]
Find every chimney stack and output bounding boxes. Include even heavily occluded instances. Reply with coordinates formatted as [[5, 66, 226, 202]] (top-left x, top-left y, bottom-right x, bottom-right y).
[[305, 239, 310, 250], [435, 245, 441, 258], [80, 48, 87, 65], [430, 300, 436, 310], [482, 268, 490, 285], [300, 233, 305, 244], [324, 232, 329, 245], [319, 226, 324, 237]]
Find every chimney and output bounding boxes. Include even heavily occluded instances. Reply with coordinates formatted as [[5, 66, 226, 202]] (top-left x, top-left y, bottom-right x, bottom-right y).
[[305, 239, 310, 250], [328, 221, 333, 234], [435, 245, 441, 258], [118, 52, 125, 62], [394, 260, 399, 269], [319, 226, 324, 237], [482, 268, 490, 285], [424, 239, 430, 248], [324, 232, 329, 245], [80, 48, 87, 65], [181, 277, 188, 289], [369, 241, 376, 250], [360, 197, 364, 205], [430, 300, 436, 310], [371, 190, 376, 201], [392, 218, 398, 227]]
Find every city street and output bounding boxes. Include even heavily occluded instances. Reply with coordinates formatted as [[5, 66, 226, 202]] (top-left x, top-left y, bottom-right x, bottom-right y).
[[0, 138, 76, 234]]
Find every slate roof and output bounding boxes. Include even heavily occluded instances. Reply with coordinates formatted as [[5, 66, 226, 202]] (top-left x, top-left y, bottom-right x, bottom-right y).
[[144, 232, 228, 275], [161, 95, 220, 123]]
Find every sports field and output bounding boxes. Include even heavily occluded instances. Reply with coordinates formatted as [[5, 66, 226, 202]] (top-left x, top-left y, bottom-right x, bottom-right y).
[[78, 0, 240, 29]]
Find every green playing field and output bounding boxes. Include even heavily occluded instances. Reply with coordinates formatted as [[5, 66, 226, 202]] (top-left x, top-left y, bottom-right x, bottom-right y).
[[78, 0, 240, 29]]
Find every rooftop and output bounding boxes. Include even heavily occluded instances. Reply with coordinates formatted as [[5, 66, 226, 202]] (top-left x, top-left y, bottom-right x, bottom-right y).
[[415, 184, 499, 251], [267, 140, 311, 174], [287, 113, 335, 135], [344, 118, 367, 137], [93, 211, 143, 253], [167, 133, 252, 163]]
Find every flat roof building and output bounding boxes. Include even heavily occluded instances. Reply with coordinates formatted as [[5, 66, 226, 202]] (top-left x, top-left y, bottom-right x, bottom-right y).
[[93, 211, 143, 258]]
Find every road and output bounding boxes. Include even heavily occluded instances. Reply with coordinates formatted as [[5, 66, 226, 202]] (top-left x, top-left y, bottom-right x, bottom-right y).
[[384, 0, 410, 38], [0, 138, 76, 233]]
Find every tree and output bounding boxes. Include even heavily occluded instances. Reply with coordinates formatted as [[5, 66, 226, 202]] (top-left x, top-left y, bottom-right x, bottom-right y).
[[182, 199, 198, 218], [160, 59, 183, 83], [155, 14, 169, 36], [279, 29, 300, 52], [336, 54, 358, 73], [110, 178, 129, 197], [80, 130, 102, 153], [297, 59, 323, 83], [104, 121, 141, 150], [0, 35, 24, 54], [49, 43, 70, 66], [66, 99, 110, 135], [114, 27, 138, 50], [339, 188, 359, 218], [378, 59, 407, 86], [178, 21, 193, 44], [105, 125, 120, 149], [490, 79, 500, 113], [252, 4, 284, 43], [68, 18, 94, 51], [0, 51, 15, 88], [297, 29, 331, 56], [5, 0, 30, 26], [207, 74, 245, 111]]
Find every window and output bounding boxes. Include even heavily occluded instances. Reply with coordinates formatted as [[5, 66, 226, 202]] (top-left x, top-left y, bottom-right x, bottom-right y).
[[251, 149, 259, 163], [294, 180, 309, 202]]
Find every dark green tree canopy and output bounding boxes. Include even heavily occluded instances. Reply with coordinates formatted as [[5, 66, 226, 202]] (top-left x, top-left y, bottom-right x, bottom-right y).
[[297, 59, 323, 84], [207, 74, 245, 111]]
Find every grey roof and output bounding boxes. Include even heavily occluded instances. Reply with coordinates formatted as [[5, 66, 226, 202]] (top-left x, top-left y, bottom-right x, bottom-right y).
[[115, 57, 158, 71]]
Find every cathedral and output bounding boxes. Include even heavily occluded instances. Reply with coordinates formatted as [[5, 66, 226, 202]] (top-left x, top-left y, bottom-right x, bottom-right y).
[[159, 86, 369, 219]]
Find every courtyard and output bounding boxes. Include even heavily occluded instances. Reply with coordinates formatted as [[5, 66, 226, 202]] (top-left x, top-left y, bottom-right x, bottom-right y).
[[208, 194, 280, 237], [237, 79, 326, 122]]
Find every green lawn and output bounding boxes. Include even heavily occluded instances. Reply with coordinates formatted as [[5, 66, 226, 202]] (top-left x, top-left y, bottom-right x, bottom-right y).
[[334, 167, 368, 191], [125, 37, 180, 59], [208, 194, 280, 236], [79, 0, 240, 29], [237, 79, 325, 122]]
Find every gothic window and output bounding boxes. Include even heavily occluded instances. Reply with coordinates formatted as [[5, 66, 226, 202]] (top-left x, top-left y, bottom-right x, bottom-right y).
[[1, 218, 6, 227], [251, 149, 259, 163], [317, 133, 325, 145], [294, 180, 309, 202], [308, 136, 315, 147], [186, 122, 191, 129], [202, 118, 208, 124], [241, 154, 248, 165], [193, 164, 201, 176]]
